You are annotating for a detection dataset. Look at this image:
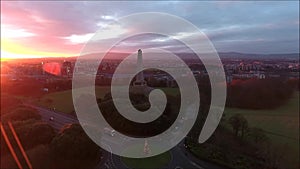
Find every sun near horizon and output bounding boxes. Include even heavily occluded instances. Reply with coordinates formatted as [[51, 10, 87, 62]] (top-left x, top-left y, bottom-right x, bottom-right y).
[[1, 38, 77, 61]]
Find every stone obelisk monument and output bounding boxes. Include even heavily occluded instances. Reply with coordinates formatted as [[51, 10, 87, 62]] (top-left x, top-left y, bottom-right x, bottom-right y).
[[133, 49, 147, 86], [131, 49, 151, 95]]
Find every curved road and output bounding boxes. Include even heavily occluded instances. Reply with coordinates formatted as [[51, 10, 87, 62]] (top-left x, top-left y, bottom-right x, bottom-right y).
[[25, 104, 225, 169]]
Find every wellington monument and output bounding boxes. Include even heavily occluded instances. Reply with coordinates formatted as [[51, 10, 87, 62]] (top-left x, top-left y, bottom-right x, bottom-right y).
[[130, 49, 151, 95], [133, 49, 147, 86]]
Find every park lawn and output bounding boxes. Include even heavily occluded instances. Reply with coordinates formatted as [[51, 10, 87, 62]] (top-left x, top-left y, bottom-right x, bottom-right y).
[[224, 92, 299, 168], [37, 86, 110, 114], [159, 87, 179, 96], [122, 152, 171, 169], [121, 144, 171, 169], [36, 87, 178, 114]]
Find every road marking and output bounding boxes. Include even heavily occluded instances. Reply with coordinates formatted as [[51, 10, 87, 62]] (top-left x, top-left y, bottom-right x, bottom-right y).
[[191, 161, 203, 169], [102, 142, 117, 169]]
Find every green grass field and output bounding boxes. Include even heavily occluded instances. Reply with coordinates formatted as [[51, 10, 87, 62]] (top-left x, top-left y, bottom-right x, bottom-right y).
[[37, 86, 110, 114], [37, 87, 179, 114], [122, 152, 171, 169], [37, 87, 299, 168], [121, 144, 171, 169], [224, 92, 299, 168]]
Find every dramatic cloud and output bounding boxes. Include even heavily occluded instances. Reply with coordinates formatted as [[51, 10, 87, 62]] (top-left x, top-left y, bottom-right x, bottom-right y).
[[2, 24, 36, 38], [1, 1, 299, 59]]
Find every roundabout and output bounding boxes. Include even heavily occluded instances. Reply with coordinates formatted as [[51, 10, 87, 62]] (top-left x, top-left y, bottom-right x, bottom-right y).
[[121, 151, 171, 169], [120, 142, 172, 169]]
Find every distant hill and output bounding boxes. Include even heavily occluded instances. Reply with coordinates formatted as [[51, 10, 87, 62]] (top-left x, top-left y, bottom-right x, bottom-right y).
[[218, 52, 299, 60], [2, 52, 298, 62], [77, 52, 299, 60]]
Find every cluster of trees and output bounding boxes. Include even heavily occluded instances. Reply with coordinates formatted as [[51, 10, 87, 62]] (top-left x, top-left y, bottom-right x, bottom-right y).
[[228, 114, 288, 169], [228, 114, 269, 144], [228, 113, 249, 138], [2, 107, 41, 122], [187, 76, 212, 140], [99, 91, 181, 137], [50, 124, 101, 169], [1, 107, 54, 154], [183, 77, 298, 169], [187, 112, 288, 169], [1, 106, 102, 169], [227, 78, 297, 109], [14, 120, 56, 149], [146, 76, 174, 87]]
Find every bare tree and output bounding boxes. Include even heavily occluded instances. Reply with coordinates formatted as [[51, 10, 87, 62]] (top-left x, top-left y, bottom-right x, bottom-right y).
[[228, 113, 248, 138], [248, 127, 268, 144]]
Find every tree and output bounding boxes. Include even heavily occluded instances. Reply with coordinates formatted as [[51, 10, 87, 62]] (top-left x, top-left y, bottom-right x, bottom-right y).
[[26, 122, 56, 147], [248, 127, 268, 144], [0, 95, 22, 116], [13, 120, 56, 149], [2, 107, 41, 122], [228, 113, 248, 138], [263, 144, 287, 169], [50, 124, 101, 169], [227, 78, 295, 109], [99, 92, 180, 137]]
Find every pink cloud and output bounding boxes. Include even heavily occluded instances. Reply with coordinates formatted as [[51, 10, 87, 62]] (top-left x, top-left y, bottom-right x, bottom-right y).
[[1, 1, 95, 56]]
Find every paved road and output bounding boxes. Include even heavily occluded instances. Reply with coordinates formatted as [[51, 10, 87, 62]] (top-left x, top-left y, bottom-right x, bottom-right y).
[[26, 104, 225, 169], [24, 103, 78, 130]]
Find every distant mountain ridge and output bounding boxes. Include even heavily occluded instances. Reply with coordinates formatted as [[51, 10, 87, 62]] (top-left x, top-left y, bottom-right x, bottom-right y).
[[3, 52, 298, 62], [77, 52, 299, 60], [218, 52, 299, 60]]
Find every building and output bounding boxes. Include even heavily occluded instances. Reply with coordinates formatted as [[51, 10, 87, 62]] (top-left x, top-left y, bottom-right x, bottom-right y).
[[61, 61, 72, 77]]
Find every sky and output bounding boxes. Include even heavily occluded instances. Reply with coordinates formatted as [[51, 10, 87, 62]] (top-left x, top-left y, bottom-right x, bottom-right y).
[[1, 1, 299, 60]]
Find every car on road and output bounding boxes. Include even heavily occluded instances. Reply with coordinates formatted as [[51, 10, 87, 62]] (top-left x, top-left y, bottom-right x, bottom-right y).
[[49, 117, 54, 121], [104, 127, 116, 136]]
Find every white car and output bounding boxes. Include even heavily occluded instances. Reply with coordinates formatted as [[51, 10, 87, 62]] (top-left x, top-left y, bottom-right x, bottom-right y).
[[104, 127, 116, 136]]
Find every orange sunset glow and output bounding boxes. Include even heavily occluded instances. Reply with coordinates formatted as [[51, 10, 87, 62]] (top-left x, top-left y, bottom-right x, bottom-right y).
[[1, 39, 76, 61], [1, 1, 85, 61]]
